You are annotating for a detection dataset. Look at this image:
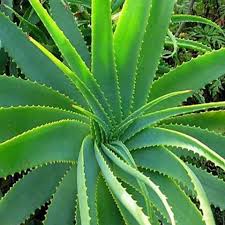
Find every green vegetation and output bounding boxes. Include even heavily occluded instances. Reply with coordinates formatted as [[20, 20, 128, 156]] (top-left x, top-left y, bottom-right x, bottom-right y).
[[0, 0, 225, 224]]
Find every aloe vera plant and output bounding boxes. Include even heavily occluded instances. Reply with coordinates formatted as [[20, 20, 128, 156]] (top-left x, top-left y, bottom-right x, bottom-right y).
[[1, 0, 225, 224]]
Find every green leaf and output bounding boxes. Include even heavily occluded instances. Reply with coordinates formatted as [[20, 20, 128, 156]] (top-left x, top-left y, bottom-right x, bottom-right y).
[[0, 12, 85, 105], [133, 0, 176, 110], [49, 0, 90, 66], [133, 145, 225, 210], [1, 4, 47, 43], [165, 38, 212, 53], [133, 147, 191, 188], [126, 127, 225, 175], [121, 101, 225, 141], [113, 0, 152, 117], [132, 147, 215, 225], [115, 165, 204, 225], [112, 197, 139, 225], [120, 182, 160, 225], [160, 124, 225, 159], [94, 144, 150, 225], [28, 0, 112, 118], [148, 48, 225, 111], [109, 142, 154, 219], [44, 165, 77, 225], [101, 144, 175, 225], [0, 120, 89, 177], [171, 14, 224, 34], [92, 0, 121, 123], [116, 90, 191, 138], [162, 111, 225, 134], [0, 75, 75, 110], [77, 136, 99, 225], [0, 106, 88, 143], [147, 172, 205, 225], [75, 201, 82, 225], [96, 176, 124, 225], [0, 163, 70, 225], [29, 37, 111, 128], [189, 164, 225, 210]]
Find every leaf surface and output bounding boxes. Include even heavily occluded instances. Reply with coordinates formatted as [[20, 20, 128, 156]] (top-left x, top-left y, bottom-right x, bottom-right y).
[[0, 106, 88, 143], [113, 0, 152, 116], [0, 163, 70, 225], [92, 0, 121, 122], [0, 12, 85, 105], [133, 0, 176, 109], [44, 165, 77, 225], [0, 120, 89, 176], [149, 48, 225, 111]]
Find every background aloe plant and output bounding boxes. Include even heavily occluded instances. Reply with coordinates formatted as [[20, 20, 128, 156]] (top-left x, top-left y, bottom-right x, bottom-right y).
[[0, 0, 225, 224]]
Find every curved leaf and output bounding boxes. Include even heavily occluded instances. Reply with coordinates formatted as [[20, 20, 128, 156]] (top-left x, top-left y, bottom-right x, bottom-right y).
[[0, 106, 88, 143], [114, 166, 204, 225], [0, 12, 85, 105], [126, 127, 225, 172], [0, 75, 75, 110], [29, 37, 111, 128], [0, 163, 70, 225], [96, 176, 124, 225], [49, 0, 90, 66], [77, 136, 99, 225], [44, 165, 77, 225], [148, 48, 225, 111], [165, 38, 212, 53], [28, 0, 112, 118], [113, 0, 152, 117], [132, 147, 215, 225], [162, 111, 225, 134], [133, 147, 225, 210], [160, 124, 225, 159], [133, 0, 176, 110], [172, 14, 224, 34], [94, 144, 150, 225], [92, 0, 121, 123], [121, 101, 225, 141], [102, 144, 175, 225], [0, 120, 89, 177]]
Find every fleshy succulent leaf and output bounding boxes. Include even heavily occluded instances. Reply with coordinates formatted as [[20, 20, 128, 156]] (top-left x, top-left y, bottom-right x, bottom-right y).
[[101, 144, 175, 225], [0, 120, 89, 177], [121, 101, 225, 141], [44, 165, 77, 225], [94, 143, 150, 225], [0, 1, 225, 224], [162, 111, 225, 134], [0, 163, 71, 225], [0, 75, 76, 110], [92, 0, 121, 123], [77, 136, 99, 225], [133, 0, 176, 110], [132, 147, 215, 225], [113, 0, 152, 117], [171, 14, 224, 34], [49, 0, 90, 66], [96, 176, 124, 225], [0, 106, 88, 143], [126, 127, 225, 172], [28, 0, 113, 119], [160, 124, 225, 159], [0, 12, 85, 105], [165, 38, 212, 53], [148, 48, 225, 111]]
